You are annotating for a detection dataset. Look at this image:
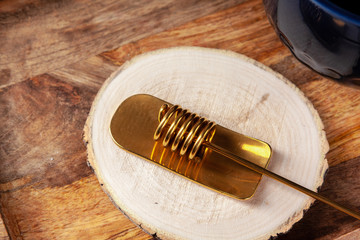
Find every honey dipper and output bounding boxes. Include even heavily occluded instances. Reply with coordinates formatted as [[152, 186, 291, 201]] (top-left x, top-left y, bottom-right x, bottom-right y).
[[110, 94, 360, 220]]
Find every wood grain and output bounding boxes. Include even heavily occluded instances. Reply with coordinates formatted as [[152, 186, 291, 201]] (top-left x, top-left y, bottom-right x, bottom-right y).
[[0, 75, 94, 189], [84, 47, 328, 240], [0, 75, 150, 239], [0, 0, 244, 86], [276, 156, 360, 240], [336, 229, 360, 240], [0, 217, 8, 240], [1, 174, 150, 239], [0, 0, 359, 239]]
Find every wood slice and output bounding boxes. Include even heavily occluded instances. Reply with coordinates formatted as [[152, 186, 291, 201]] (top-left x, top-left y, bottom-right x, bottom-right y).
[[84, 47, 329, 240]]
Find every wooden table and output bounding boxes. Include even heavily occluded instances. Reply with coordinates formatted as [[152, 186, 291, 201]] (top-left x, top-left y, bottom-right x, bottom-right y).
[[1, 0, 359, 239]]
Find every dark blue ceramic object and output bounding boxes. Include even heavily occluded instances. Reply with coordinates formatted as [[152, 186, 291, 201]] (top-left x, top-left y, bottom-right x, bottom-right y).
[[263, 0, 360, 86]]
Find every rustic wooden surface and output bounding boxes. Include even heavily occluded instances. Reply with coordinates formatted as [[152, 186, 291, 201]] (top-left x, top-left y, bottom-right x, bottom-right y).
[[0, 217, 8, 240], [0, 0, 242, 86], [0, 0, 359, 239]]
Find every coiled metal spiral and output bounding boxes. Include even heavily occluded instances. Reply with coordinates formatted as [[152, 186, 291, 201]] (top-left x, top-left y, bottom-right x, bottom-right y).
[[154, 104, 216, 161]]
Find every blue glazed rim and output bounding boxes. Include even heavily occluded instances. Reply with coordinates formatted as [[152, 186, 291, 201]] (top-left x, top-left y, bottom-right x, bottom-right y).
[[313, 0, 360, 26]]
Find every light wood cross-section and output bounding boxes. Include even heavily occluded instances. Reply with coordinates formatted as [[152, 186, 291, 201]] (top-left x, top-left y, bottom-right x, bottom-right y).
[[84, 47, 329, 240]]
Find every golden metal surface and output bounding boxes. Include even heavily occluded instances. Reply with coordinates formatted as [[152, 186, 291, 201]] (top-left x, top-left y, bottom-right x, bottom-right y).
[[110, 94, 360, 220], [110, 94, 271, 199]]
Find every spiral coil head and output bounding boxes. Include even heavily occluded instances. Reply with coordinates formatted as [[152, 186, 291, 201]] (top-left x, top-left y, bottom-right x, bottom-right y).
[[154, 104, 216, 161]]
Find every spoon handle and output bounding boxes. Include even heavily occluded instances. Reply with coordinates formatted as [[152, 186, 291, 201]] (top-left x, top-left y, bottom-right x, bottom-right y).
[[204, 142, 360, 220]]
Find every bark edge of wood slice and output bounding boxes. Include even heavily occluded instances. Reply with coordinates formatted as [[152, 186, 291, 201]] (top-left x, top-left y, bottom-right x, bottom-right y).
[[84, 46, 329, 240]]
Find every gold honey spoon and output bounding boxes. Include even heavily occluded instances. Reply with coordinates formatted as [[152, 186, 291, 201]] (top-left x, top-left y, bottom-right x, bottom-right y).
[[110, 94, 360, 220]]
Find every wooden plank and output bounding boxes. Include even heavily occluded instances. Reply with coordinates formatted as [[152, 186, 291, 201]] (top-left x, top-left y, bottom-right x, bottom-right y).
[[336, 229, 360, 240], [51, 0, 289, 88], [0, 0, 245, 86], [0, 75, 149, 239], [0, 216, 9, 240], [1, 174, 150, 240], [50, 55, 118, 89]]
